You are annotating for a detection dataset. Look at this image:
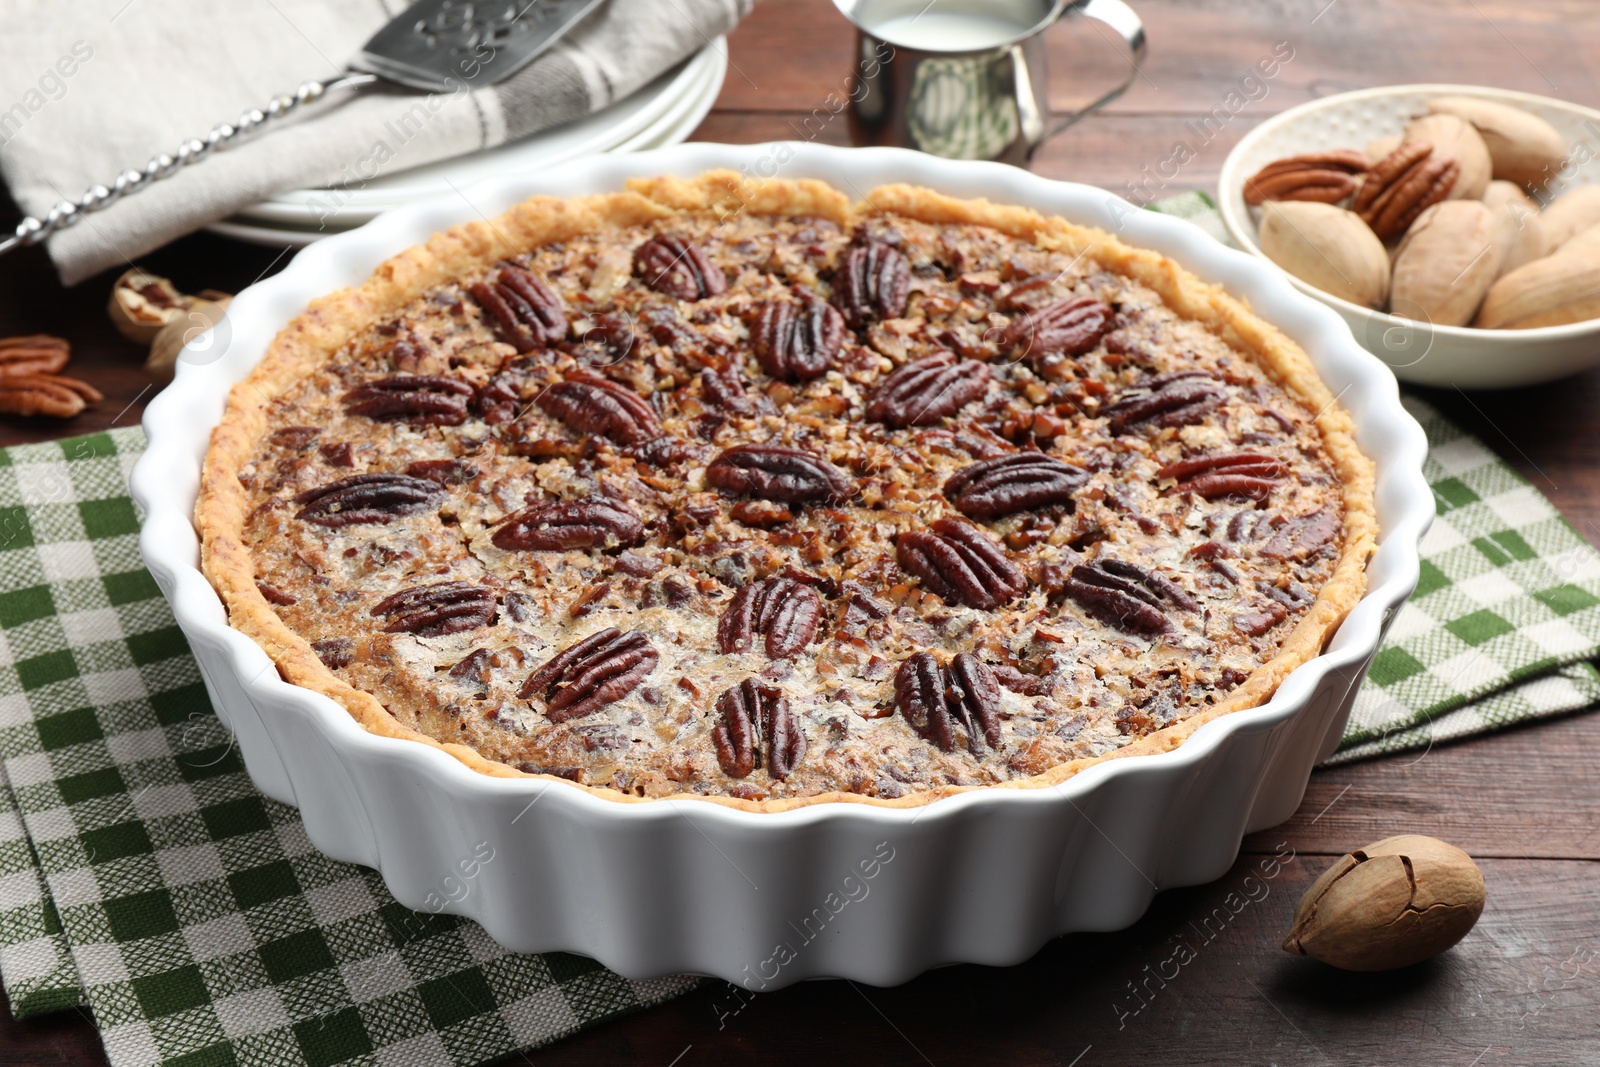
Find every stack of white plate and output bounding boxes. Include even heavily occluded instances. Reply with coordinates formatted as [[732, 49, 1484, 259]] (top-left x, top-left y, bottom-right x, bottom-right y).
[[210, 40, 728, 248]]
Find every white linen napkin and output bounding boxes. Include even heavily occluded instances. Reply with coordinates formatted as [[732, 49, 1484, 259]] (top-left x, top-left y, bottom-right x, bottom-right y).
[[0, 0, 750, 284]]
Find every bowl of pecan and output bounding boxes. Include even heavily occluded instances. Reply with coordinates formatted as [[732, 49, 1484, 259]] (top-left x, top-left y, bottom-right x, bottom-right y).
[[1219, 84, 1600, 388]]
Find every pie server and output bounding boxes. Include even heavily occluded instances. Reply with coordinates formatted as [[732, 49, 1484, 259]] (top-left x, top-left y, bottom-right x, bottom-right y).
[[0, 0, 606, 257]]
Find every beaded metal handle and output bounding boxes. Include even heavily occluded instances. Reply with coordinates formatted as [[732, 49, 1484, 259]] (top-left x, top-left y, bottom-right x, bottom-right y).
[[0, 71, 378, 257]]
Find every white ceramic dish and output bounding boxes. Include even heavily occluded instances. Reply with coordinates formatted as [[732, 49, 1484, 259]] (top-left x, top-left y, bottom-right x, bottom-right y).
[[208, 39, 725, 244], [1219, 84, 1600, 390], [132, 142, 1430, 989]]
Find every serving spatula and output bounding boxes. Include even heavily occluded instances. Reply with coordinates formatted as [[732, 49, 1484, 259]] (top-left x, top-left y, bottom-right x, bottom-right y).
[[0, 0, 605, 256]]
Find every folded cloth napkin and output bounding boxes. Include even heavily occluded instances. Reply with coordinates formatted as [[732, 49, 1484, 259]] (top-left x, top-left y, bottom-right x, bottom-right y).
[[0, 0, 751, 285]]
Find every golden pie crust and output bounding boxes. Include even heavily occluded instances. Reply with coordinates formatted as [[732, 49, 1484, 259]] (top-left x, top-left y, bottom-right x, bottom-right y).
[[197, 171, 1376, 812]]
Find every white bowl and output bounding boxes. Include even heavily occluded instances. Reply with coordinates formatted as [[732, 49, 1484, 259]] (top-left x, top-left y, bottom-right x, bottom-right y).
[[1218, 84, 1600, 389], [131, 142, 1431, 989]]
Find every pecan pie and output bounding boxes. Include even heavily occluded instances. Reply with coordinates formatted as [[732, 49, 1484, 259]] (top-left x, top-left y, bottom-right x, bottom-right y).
[[198, 173, 1375, 811]]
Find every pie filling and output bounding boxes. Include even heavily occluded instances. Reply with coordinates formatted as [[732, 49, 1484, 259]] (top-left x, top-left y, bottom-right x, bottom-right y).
[[228, 190, 1354, 802]]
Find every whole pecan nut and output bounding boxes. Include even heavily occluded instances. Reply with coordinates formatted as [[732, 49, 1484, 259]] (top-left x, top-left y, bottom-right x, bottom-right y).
[[634, 235, 727, 301], [1060, 558, 1198, 636], [520, 627, 658, 722], [1242, 150, 1369, 205], [293, 473, 444, 527], [492, 500, 644, 551], [1102, 373, 1225, 435], [0, 334, 70, 377], [1156, 450, 1287, 501], [341, 374, 473, 425], [997, 295, 1114, 362], [469, 263, 567, 352], [1352, 141, 1458, 239], [897, 517, 1026, 610], [753, 294, 846, 382], [833, 241, 911, 327], [0, 373, 102, 419], [718, 575, 824, 659], [536, 368, 661, 445], [371, 581, 495, 637], [706, 444, 856, 506], [943, 451, 1090, 519], [713, 678, 807, 780], [893, 650, 1002, 756], [867, 351, 990, 428]]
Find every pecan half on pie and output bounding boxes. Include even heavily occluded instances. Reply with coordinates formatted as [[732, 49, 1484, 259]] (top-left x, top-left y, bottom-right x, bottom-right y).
[[198, 173, 1375, 810]]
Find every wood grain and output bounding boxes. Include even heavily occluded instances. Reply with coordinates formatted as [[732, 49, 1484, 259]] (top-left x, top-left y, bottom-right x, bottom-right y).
[[5, 1, 1600, 1063]]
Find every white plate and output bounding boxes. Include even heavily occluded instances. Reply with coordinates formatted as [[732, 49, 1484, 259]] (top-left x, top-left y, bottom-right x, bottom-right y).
[[137, 142, 1431, 987], [222, 40, 725, 234], [1218, 84, 1600, 389]]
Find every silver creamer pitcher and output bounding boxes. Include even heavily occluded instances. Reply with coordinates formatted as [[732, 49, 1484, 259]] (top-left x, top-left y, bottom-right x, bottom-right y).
[[834, 0, 1146, 164]]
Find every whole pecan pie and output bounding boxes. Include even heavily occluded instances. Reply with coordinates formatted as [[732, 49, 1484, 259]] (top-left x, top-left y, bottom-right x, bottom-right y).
[[198, 173, 1376, 810]]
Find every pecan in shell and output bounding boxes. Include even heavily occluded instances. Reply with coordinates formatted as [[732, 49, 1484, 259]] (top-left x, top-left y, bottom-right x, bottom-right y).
[[998, 295, 1114, 362], [718, 576, 823, 659], [634, 235, 727, 301], [371, 581, 495, 637], [469, 263, 567, 352], [753, 294, 846, 382], [536, 369, 661, 445], [897, 517, 1026, 610], [713, 678, 807, 780], [492, 500, 644, 552], [1352, 141, 1458, 239], [944, 451, 1090, 519], [1102, 375, 1225, 435], [1157, 451, 1287, 501], [293, 473, 443, 527], [867, 351, 990, 428], [1242, 150, 1369, 205], [341, 374, 473, 425], [520, 627, 658, 723], [833, 241, 911, 327], [706, 445, 855, 506]]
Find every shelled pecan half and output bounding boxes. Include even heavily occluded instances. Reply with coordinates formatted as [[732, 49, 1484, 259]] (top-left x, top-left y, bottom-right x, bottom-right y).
[[1059, 558, 1198, 636], [491, 500, 644, 552], [520, 627, 658, 723], [897, 517, 1026, 610], [536, 369, 661, 445], [634, 235, 727, 301], [712, 678, 807, 780], [706, 444, 856, 506], [1156, 451, 1287, 500], [1242, 150, 1369, 205], [1352, 141, 1458, 240], [0, 334, 70, 377], [292, 473, 443, 527], [371, 581, 496, 637], [753, 294, 846, 382], [833, 240, 911, 327], [892, 651, 1002, 756], [469, 263, 568, 352], [943, 451, 1090, 519], [867, 351, 990, 428], [0, 373, 102, 419], [718, 575, 824, 659], [341, 374, 473, 425]]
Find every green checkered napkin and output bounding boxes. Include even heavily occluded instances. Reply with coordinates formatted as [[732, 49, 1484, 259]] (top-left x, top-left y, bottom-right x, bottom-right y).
[[0, 429, 697, 1065], [2, 278, 1599, 1067]]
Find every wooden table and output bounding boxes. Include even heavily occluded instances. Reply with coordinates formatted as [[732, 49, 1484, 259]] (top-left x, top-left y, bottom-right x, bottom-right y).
[[6, 1, 1600, 1062]]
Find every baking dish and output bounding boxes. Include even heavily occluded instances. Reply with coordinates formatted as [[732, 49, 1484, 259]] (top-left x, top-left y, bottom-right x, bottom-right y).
[[131, 142, 1431, 988]]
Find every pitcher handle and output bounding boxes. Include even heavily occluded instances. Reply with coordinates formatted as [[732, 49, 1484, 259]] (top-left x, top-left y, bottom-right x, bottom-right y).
[[1018, 0, 1147, 154]]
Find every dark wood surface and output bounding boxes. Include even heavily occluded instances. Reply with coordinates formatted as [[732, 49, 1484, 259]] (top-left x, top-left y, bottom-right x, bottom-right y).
[[5, 1, 1600, 1063]]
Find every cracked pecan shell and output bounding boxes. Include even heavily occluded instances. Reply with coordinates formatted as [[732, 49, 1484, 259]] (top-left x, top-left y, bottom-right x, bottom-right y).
[[943, 451, 1090, 519], [520, 627, 658, 723], [706, 445, 856, 506], [1242, 150, 1369, 205], [536, 369, 661, 445], [897, 518, 1026, 610], [371, 581, 495, 637], [753, 294, 847, 382], [469, 263, 567, 352], [998, 295, 1114, 362], [492, 500, 644, 552], [341, 374, 473, 425], [292, 473, 443, 527], [1352, 141, 1458, 240], [833, 241, 911, 327], [718, 576, 824, 659], [713, 678, 806, 780], [867, 351, 990, 428], [634, 235, 727, 301]]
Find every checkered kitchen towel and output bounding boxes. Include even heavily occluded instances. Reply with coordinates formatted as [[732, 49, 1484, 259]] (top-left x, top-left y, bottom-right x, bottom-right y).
[[0, 430, 697, 1062], [1, 408, 1599, 1063]]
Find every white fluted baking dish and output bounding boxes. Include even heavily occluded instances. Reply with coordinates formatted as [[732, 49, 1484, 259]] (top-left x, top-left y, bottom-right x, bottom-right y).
[[131, 142, 1431, 989]]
